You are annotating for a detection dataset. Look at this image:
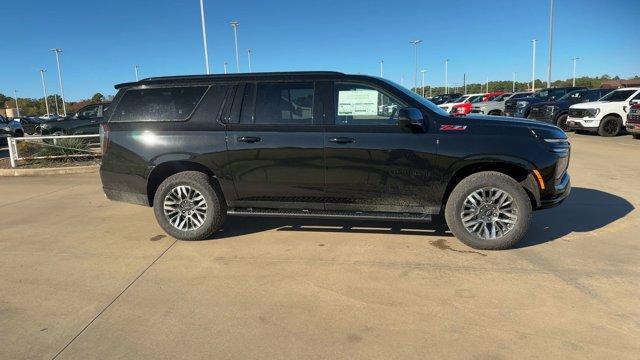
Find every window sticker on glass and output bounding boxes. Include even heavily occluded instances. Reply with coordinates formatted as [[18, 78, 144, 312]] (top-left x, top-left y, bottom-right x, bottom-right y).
[[338, 89, 379, 116]]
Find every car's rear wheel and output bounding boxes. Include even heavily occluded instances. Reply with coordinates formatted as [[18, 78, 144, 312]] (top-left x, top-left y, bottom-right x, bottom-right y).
[[445, 171, 532, 250], [598, 116, 622, 137], [556, 114, 570, 131], [633, 134, 640, 140], [153, 171, 226, 241]]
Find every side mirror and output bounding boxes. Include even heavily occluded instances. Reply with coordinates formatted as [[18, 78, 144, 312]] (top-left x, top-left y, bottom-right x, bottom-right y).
[[398, 107, 425, 132]]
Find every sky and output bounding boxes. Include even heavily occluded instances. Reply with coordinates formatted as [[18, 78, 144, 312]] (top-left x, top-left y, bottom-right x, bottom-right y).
[[1, 0, 639, 101]]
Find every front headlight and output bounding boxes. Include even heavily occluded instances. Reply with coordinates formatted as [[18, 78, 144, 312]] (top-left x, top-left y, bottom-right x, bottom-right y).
[[516, 101, 529, 108], [585, 108, 600, 118]]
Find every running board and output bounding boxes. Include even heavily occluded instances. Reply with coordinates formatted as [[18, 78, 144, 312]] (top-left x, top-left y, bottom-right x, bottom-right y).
[[227, 208, 432, 222]]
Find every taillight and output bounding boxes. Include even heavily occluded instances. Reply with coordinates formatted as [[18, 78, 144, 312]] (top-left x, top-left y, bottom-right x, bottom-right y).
[[99, 123, 109, 156]]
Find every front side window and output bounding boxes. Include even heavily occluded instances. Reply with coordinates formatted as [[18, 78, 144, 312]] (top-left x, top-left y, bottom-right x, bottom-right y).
[[335, 83, 405, 125], [78, 105, 100, 119], [111, 86, 208, 122], [253, 82, 314, 125]]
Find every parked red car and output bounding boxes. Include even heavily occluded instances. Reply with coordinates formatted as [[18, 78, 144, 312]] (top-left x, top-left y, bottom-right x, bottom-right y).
[[451, 94, 488, 116], [626, 104, 640, 139]]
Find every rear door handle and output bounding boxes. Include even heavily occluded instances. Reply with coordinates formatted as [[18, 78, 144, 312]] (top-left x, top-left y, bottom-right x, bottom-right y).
[[328, 137, 355, 144], [237, 136, 261, 143]]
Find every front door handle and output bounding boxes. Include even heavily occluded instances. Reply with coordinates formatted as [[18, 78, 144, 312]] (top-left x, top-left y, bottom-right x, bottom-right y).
[[237, 136, 261, 143], [328, 137, 355, 144]]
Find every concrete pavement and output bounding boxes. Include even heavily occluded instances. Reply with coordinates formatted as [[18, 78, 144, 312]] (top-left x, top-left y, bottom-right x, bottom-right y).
[[1, 133, 639, 359]]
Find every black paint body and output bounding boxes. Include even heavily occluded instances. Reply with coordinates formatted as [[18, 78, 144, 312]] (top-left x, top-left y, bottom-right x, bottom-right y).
[[100, 72, 570, 216]]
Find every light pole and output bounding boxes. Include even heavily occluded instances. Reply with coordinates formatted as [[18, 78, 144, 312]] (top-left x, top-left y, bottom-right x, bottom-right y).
[[223, 61, 228, 74], [444, 59, 449, 94], [51, 48, 66, 116], [512, 72, 516, 92], [134, 65, 140, 81], [463, 73, 467, 94], [420, 69, 426, 97], [247, 49, 253, 73], [39, 69, 50, 116], [410, 39, 422, 92], [230, 20, 240, 72], [379, 60, 384, 77], [198, 0, 211, 74], [486, 76, 489, 92], [531, 39, 537, 92], [53, 95, 59, 116], [13, 90, 20, 117], [547, 0, 555, 88], [571, 57, 580, 87]]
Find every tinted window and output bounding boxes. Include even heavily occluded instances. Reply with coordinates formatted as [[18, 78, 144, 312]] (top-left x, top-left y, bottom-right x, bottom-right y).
[[78, 104, 100, 119], [600, 90, 637, 102], [549, 89, 566, 99], [335, 83, 405, 125], [511, 93, 532, 99], [254, 82, 314, 125], [239, 83, 256, 124], [111, 86, 208, 122]]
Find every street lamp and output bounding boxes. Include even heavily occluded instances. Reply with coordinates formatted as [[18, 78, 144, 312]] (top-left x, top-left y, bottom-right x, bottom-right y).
[[486, 76, 489, 92], [547, 0, 555, 88], [410, 40, 422, 91], [571, 57, 580, 87], [223, 61, 228, 74], [13, 90, 20, 117], [230, 20, 240, 72], [198, 0, 211, 74], [39, 69, 50, 116], [247, 49, 253, 73], [531, 39, 537, 92], [512, 72, 516, 92], [379, 60, 384, 77], [50, 48, 66, 116], [134, 65, 140, 81], [444, 59, 449, 94], [420, 69, 427, 97]]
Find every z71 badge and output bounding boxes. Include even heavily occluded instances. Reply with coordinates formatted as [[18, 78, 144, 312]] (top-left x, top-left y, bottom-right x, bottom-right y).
[[440, 124, 467, 131]]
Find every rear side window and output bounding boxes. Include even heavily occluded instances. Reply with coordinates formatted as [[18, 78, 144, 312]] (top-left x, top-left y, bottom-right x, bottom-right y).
[[253, 82, 314, 125], [110, 86, 208, 122]]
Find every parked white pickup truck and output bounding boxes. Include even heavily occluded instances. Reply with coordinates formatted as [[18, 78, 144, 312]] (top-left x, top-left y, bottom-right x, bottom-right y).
[[566, 87, 640, 136]]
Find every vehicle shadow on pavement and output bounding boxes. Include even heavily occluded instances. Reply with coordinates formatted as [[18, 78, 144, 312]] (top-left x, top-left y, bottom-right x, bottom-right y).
[[515, 187, 635, 248], [215, 217, 453, 239]]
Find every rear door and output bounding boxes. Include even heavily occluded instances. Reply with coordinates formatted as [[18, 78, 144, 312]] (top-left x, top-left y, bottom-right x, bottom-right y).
[[323, 81, 440, 214], [72, 104, 104, 134], [225, 81, 326, 209]]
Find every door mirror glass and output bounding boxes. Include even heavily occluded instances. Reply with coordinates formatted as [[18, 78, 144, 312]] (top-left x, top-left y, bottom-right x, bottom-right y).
[[398, 107, 425, 132]]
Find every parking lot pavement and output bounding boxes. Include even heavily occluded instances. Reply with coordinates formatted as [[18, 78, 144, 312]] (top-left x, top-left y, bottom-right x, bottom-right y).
[[1, 133, 639, 359]]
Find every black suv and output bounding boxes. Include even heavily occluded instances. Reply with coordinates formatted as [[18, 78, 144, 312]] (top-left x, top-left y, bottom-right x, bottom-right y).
[[527, 88, 613, 130], [100, 72, 571, 250], [504, 87, 586, 118], [40, 102, 110, 135]]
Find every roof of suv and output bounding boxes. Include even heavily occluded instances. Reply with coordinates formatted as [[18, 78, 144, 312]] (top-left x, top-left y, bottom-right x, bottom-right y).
[[115, 71, 348, 89]]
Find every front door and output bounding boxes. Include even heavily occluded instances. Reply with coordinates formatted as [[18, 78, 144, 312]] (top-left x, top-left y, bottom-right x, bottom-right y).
[[324, 82, 440, 214], [225, 81, 325, 209]]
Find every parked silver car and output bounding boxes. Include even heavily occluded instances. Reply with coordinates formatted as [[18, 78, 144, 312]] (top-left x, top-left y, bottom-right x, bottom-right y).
[[471, 92, 533, 116], [0, 115, 25, 142]]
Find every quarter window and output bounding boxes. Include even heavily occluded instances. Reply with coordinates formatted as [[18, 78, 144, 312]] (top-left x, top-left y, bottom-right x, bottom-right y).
[[335, 83, 404, 125], [111, 86, 208, 122], [78, 105, 100, 119], [253, 82, 314, 125]]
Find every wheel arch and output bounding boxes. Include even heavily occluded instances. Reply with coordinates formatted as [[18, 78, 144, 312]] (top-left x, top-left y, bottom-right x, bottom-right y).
[[441, 160, 540, 213], [146, 160, 221, 206]]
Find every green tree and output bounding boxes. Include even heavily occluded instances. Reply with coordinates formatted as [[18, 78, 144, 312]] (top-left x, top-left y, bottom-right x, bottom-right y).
[[91, 93, 105, 102]]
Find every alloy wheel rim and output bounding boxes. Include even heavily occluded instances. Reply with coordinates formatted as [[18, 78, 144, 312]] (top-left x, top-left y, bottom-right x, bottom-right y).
[[163, 185, 208, 231], [460, 187, 518, 240]]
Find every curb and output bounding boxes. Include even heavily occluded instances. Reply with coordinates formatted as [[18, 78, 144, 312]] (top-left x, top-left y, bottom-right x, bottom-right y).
[[0, 165, 99, 177]]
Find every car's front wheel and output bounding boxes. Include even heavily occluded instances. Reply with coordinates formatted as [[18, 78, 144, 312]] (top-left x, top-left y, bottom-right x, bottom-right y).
[[153, 171, 226, 241], [556, 114, 570, 131], [445, 171, 532, 250], [598, 116, 622, 137]]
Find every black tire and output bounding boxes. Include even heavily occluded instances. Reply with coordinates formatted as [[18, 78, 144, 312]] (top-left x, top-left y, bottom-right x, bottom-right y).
[[444, 171, 532, 250], [632, 134, 640, 140], [598, 116, 622, 137], [13, 130, 24, 138], [556, 114, 570, 131], [488, 110, 502, 116], [153, 171, 226, 241]]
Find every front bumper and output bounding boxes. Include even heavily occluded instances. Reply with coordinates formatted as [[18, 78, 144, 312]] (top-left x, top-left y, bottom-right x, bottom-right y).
[[626, 122, 640, 134], [539, 173, 571, 209], [566, 117, 599, 131]]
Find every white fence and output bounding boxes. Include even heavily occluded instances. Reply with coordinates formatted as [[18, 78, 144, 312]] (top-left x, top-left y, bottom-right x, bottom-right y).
[[7, 134, 101, 168]]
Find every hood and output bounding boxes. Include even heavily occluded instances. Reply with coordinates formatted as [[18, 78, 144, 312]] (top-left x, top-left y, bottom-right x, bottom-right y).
[[570, 101, 607, 109], [463, 114, 566, 137]]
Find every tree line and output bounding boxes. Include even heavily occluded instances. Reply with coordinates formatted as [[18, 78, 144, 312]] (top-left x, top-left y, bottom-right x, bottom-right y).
[[1, 92, 108, 116]]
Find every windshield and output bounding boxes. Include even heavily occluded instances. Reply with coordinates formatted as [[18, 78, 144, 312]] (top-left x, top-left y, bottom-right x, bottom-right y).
[[533, 90, 549, 98], [381, 79, 450, 116], [450, 95, 469, 103], [599, 89, 637, 102], [469, 95, 485, 103], [492, 93, 510, 101], [558, 90, 584, 101]]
